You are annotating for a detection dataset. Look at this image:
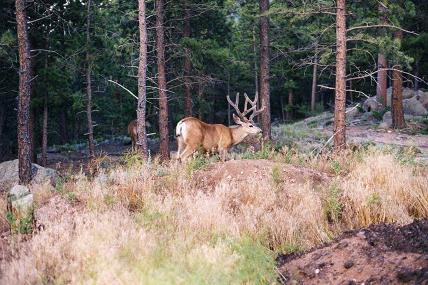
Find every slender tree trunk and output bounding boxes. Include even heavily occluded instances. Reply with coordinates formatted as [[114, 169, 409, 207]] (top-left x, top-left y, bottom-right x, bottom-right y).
[[155, 0, 169, 159], [16, 0, 32, 184], [376, 4, 388, 107], [41, 48, 49, 166], [227, 71, 231, 125], [392, 30, 405, 129], [311, 44, 318, 112], [29, 110, 35, 163], [137, 0, 148, 157], [377, 54, 388, 107], [334, 0, 347, 152], [286, 89, 293, 121], [259, 0, 271, 139], [86, 0, 95, 157], [183, 0, 192, 116], [253, 27, 259, 108], [41, 93, 48, 166], [414, 60, 419, 91]]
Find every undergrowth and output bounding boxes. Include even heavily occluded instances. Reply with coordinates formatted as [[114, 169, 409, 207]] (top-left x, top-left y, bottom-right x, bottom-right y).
[[1, 145, 427, 284]]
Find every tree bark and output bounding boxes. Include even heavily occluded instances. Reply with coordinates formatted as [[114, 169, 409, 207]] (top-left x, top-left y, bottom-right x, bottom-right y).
[[311, 44, 318, 112], [41, 48, 49, 166], [156, 0, 169, 159], [286, 89, 293, 121], [86, 0, 95, 157], [183, 0, 192, 116], [334, 0, 347, 152], [16, 0, 32, 184], [253, 27, 259, 111], [376, 3, 388, 107], [137, 0, 149, 157], [392, 30, 405, 129], [259, 0, 271, 140]]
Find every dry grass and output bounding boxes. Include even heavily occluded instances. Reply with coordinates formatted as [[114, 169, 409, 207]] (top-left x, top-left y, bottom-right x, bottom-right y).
[[1, 146, 427, 284]]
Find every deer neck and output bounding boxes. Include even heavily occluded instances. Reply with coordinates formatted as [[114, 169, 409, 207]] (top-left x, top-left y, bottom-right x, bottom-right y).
[[230, 126, 249, 145]]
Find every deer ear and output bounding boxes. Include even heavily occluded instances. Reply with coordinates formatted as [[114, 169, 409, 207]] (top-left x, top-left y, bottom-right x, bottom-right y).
[[233, 114, 243, 125]]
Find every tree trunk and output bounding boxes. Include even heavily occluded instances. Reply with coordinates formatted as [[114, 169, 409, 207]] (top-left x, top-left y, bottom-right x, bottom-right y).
[[156, 0, 169, 159], [137, 0, 149, 157], [253, 27, 259, 111], [414, 60, 419, 91], [86, 0, 95, 157], [377, 53, 388, 107], [29, 110, 35, 163], [392, 30, 405, 129], [376, 3, 388, 107], [183, 0, 192, 116], [311, 45, 318, 112], [286, 89, 293, 121], [334, 0, 347, 152], [41, 93, 48, 166], [259, 0, 271, 140], [16, 0, 32, 184]]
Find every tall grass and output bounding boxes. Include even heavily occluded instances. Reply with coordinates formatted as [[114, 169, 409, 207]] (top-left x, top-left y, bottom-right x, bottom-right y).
[[1, 146, 427, 284]]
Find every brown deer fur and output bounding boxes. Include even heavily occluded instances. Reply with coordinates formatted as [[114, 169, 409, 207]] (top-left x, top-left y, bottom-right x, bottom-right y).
[[175, 114, 261, 161]]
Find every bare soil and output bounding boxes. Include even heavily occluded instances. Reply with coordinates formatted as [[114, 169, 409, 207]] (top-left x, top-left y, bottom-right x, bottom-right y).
[[192, 159, 331, 191], [278, 219, 428, 285]]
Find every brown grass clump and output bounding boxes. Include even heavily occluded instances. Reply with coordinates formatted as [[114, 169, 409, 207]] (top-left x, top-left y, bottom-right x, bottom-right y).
[[1, 146, 427, 283], [341, 152, 428, 228]]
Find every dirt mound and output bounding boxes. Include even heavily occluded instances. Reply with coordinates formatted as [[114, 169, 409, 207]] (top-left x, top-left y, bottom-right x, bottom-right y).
[[193, 159, 330, 190], [278, 219, 428, 285]]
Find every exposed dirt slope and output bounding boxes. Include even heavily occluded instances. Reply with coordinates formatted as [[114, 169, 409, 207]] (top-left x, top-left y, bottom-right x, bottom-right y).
[[193, 159, 331, 191], [278, 219, 428, 285]]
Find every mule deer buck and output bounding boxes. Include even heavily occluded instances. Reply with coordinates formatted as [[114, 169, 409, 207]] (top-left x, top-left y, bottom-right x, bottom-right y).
[[127, 120, 151, 151], [175, 93, 265, 161]]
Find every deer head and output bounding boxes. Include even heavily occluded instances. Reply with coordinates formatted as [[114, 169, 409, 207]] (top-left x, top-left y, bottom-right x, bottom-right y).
[[227, 92, 265, 135]]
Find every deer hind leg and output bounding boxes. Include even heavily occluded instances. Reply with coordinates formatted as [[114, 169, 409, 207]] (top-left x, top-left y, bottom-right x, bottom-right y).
[[179, 144, 197, 162]]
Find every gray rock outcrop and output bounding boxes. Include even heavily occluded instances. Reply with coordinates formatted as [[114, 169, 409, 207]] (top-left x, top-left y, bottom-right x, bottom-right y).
[[0, 159, 57, 192]]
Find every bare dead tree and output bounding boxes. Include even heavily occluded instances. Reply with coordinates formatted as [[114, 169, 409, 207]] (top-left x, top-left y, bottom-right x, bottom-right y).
[[334, 0, 347, 152], [16, 0, 33, 184], [137, 0, 149, 157], [155, 0, 169, 159]]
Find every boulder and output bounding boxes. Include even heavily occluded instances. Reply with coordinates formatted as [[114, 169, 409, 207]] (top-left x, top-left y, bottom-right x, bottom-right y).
[[346, 104, 361, 119], [403, 96, 428, 116], [416, 92, 428, 108], [380, 111, 392, 129], [386, 87, 420, 106], [0, 159, 58, 192], [362, 97, 383, 112], [7, 185, 34, 234]]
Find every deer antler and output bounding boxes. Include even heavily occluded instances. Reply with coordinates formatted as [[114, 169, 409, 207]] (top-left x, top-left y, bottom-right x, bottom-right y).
[[248, 91, 265, 122], [227, 92, 265, 122]]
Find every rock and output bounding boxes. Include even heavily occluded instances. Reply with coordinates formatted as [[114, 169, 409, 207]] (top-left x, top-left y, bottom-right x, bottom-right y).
[[344, 260, 354, 269], [415, 92, 428, 108], [380, 111, 392, 129], [346, 104, 361, 119], [0, 159, 58, 192], [7, 185, 34, 234], [386, 87, 420, 106], [362, 97, 382, 112], [403, 96, 428, 116]]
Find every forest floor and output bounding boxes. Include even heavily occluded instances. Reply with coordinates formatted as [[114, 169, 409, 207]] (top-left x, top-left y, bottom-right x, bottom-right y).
[[1, 116, 428, 284]]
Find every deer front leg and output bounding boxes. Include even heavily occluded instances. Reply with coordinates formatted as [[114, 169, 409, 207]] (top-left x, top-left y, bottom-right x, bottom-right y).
[[219, 148, 229, 162]]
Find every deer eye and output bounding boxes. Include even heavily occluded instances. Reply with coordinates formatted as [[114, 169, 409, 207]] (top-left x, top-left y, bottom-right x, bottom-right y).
[[249, 125, 253, 128]]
